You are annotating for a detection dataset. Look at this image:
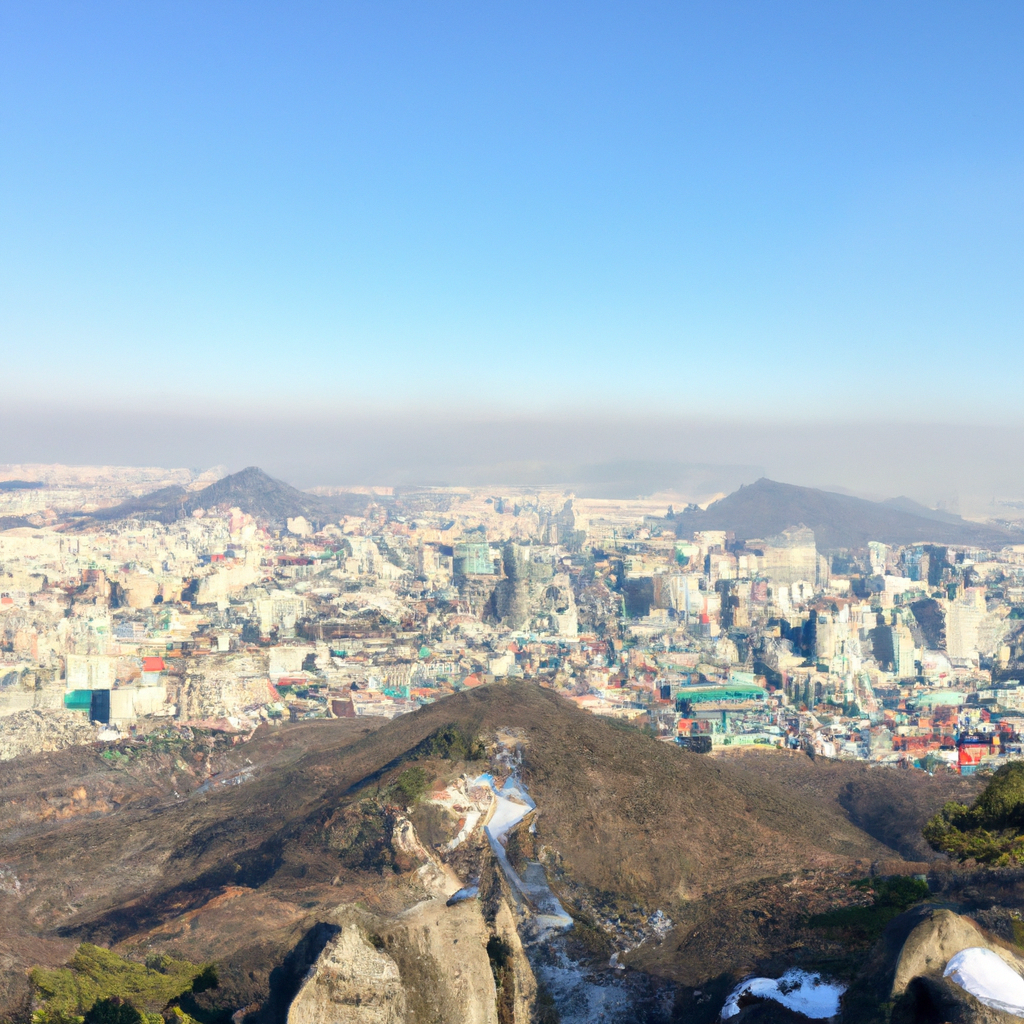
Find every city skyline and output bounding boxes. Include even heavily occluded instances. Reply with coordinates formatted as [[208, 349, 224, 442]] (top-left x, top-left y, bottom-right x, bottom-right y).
[[7, 7, 1024, 1018]]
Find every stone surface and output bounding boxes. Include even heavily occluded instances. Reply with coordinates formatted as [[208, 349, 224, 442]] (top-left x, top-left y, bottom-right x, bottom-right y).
[[0, 709, 97, 761], [495, 899, 537, 1023], [287, 922, 406, 1024], [891, 909, 1024, 1024], [892, 910, 1024, 999]]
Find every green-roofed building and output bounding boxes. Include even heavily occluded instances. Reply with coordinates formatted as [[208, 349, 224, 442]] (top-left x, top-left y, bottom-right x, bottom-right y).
[[912, 689, 965, 708], [64, 689, 93, 712], [675, 684, 768, 711]]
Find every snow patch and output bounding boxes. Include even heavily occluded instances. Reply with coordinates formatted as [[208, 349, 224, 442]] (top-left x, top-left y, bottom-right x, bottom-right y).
[[648, 909, 673, 941], [444, 809, 480, 850], [944, 946, 1024, 1018], [446, 886, 479, 906], [476, 772, 574, 938], [721, 969, 845, 1020]]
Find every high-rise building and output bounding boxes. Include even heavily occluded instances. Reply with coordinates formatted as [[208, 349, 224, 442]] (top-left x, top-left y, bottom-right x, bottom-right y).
[[868, 541, 889, 577], [891, 623, 916, 679], [759, 527, 817, 588], [945, 588, 987, 660], [453, 537, 494, 576]]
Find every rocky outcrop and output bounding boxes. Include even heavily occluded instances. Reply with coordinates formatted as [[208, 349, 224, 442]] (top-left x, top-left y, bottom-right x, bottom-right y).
[[382, 895, 504, 1024], [891, 909, 1024, 1024], [289, 896, 532, 1024], [892, 910, 1023, 999], [288, 805, 537, 1024], [390, 815, 448, 891], [287, 923, 406, 1024], [0, 709, 97, 761], [494, 900, 536, 1023]]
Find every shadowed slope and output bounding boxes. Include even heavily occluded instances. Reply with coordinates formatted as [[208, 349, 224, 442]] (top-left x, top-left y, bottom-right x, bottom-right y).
[[1, 685, 897, 938]]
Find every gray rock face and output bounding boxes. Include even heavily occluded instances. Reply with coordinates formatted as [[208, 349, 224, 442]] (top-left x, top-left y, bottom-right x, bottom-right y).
[[287, 923, 406, 1024], [892, 910, 1023, 999], [285, 808, 535, 1024]]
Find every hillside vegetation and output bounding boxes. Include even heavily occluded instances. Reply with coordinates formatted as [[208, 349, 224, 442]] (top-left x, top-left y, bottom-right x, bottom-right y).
[[31, 945, 212, 1019], [925, 761, 1024, 864]]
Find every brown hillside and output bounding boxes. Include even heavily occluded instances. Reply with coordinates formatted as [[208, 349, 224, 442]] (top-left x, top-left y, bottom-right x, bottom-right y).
[[717, 748, 983, 863], [0, 684, 977, 1020], [0, 685, 932, 935]]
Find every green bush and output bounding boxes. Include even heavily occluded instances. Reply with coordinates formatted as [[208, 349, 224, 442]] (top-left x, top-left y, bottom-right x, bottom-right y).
[[420, 725, 486, 761], [871, 875, 929, 909], [188, 965, 218, 994], [32, 1010, 84, 1024], [30, 945, 208, 1016], [83, 998, 141, 1024], [972, 762, 1024, 829], [393, 767, 429, 806], [924, 763, 1024, 863], [809, 876, 929, 942], [327, 801, 397, 873]]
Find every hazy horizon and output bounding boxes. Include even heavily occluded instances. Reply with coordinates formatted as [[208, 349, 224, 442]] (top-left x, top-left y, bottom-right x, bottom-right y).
[[3, 403, 1024, 512], [3, 3, 1023, 514]]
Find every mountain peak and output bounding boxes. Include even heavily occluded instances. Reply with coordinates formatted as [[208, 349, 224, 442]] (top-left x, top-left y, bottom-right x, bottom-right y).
[[678, 478, 1016, 550], [85, 466, 376, 526]]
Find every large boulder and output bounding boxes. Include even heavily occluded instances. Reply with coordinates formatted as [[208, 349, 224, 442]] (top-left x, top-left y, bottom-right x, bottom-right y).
[[891, 909, 1024, 1024], [286, 922, 406, 1024]]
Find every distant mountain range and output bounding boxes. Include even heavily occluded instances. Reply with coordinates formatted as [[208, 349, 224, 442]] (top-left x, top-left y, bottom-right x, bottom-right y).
[[673, 478, 1021, 550], [66, 468, 1023, 550], [878, 494, 968, 526], [78, 467, 377, 526]]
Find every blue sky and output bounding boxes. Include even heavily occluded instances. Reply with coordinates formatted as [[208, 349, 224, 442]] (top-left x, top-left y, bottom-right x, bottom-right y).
[[2, 2, 1022, 417]]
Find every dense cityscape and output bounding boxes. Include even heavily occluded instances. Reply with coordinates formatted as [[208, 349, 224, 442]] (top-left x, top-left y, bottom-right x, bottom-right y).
[[4, 464, 1024, 775]]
